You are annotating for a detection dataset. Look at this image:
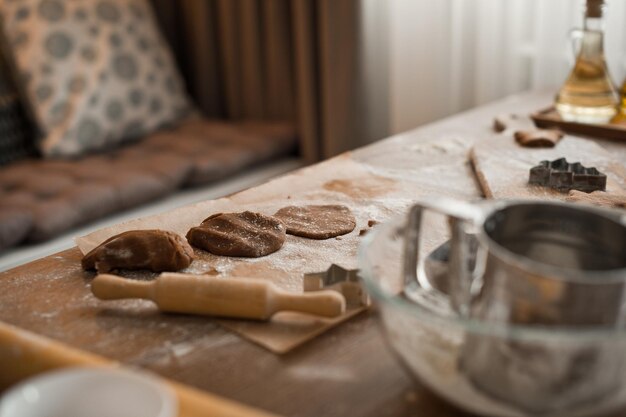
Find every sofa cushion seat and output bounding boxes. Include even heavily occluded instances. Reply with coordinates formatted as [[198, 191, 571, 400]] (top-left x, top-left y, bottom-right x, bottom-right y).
[[0, 118, 296, 251], [0, 208, 32, 250]]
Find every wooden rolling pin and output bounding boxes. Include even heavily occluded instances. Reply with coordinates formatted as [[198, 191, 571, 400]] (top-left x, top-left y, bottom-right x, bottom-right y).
[[91, 273, 346, 320]]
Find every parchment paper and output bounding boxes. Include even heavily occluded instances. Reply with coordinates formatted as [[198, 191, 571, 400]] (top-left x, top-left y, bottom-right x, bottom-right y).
[[77, 154, 422, 353]]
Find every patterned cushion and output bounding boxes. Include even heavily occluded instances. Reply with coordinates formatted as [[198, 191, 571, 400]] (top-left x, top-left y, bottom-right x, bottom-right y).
[[0, 43, 36, 166], [0, 0, 193, 157]]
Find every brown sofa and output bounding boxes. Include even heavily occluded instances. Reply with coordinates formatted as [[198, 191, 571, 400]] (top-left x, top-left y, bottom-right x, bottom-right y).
[[0, 117, 296, 252]]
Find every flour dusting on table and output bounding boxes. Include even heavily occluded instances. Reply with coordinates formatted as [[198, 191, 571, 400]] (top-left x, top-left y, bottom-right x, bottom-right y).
[[74, 145, 473, 353]]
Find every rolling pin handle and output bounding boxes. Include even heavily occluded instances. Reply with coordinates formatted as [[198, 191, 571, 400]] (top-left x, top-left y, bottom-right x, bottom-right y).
[[273, 290, 346, 318], [91, 274, 154, 301]]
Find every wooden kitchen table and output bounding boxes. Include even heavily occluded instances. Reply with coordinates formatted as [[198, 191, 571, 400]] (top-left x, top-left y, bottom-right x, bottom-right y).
[[1, 91, 625, 417]]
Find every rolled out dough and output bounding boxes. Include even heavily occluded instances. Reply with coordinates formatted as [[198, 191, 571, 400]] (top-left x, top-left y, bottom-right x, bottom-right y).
[[274, 205, 356, 239], [186, 211, 286, 257]]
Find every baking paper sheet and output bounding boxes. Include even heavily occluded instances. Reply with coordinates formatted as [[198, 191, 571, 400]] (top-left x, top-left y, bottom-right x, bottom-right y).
[[77, 154, 417, 353]]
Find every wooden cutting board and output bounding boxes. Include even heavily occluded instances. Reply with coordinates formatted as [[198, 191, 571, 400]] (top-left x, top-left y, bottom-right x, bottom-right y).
[[531, 107, 626, 142], [470, 133, 626, 200]]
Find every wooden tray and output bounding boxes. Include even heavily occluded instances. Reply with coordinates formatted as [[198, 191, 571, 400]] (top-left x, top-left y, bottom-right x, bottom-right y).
[[531, 107, 626, 142]]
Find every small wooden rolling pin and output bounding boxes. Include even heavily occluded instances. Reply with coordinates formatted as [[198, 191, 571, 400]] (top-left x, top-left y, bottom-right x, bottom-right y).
[[91, 273, 346, 320]]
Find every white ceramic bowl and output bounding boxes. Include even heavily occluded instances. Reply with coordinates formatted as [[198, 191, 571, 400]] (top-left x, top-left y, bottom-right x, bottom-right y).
[[0, 367, 177, 417]]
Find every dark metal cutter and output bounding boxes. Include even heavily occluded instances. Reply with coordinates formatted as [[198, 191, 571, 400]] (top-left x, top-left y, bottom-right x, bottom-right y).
[[529, 157, 606, 192]]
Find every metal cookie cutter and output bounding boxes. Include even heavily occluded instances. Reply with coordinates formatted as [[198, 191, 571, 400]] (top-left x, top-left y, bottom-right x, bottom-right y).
[[529, 157, 607, 192], [304, 264, 370, 309]]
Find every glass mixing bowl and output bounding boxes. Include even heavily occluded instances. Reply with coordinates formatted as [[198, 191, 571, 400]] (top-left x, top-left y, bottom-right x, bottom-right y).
[[358, 214, 626, 417]]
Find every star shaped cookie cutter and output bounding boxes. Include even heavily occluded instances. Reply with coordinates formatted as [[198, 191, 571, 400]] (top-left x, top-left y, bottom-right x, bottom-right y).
[[303, 264, 370, 309]]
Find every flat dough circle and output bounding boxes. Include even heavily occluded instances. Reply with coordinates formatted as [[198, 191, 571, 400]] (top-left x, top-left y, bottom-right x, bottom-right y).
[[186, 211, 286, 257], [273, 205, 356, 239]]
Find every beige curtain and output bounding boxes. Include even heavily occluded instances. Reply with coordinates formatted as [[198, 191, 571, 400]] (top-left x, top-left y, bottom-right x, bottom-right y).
[[151, 0, 366, 163]]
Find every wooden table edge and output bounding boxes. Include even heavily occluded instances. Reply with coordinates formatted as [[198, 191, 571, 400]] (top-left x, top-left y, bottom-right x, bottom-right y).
[[0, 320, 279, 417]]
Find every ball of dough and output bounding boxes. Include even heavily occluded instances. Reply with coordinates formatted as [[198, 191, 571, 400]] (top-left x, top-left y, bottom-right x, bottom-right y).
[[82, 230, 194, 273]]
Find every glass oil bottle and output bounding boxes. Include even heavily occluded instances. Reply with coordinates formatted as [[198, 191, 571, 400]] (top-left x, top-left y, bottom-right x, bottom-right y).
[[555, 0, 619, 124], [611, 78, 626, 124]]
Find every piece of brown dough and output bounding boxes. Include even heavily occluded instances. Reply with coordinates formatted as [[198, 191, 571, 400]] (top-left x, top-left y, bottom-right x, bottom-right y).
[[82, 230, 194, 273], [186, 211, 286, 257], [566, 190, 626, 209], [514, 129, 563, 148], [273, 205, 356, 239], [493, 114, 534, 133]]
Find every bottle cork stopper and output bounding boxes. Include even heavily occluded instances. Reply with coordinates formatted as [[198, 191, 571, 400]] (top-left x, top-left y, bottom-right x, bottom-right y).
[[586, 0, 604, 18]]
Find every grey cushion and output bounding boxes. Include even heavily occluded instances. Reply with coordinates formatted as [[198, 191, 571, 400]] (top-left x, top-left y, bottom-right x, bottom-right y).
[[0, 208, 32, 251], [0, 117, 296, 249]]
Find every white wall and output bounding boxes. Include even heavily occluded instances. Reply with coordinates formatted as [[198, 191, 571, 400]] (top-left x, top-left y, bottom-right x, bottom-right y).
[[359, 0, 390, 144], [387, 0, 626, 134]]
